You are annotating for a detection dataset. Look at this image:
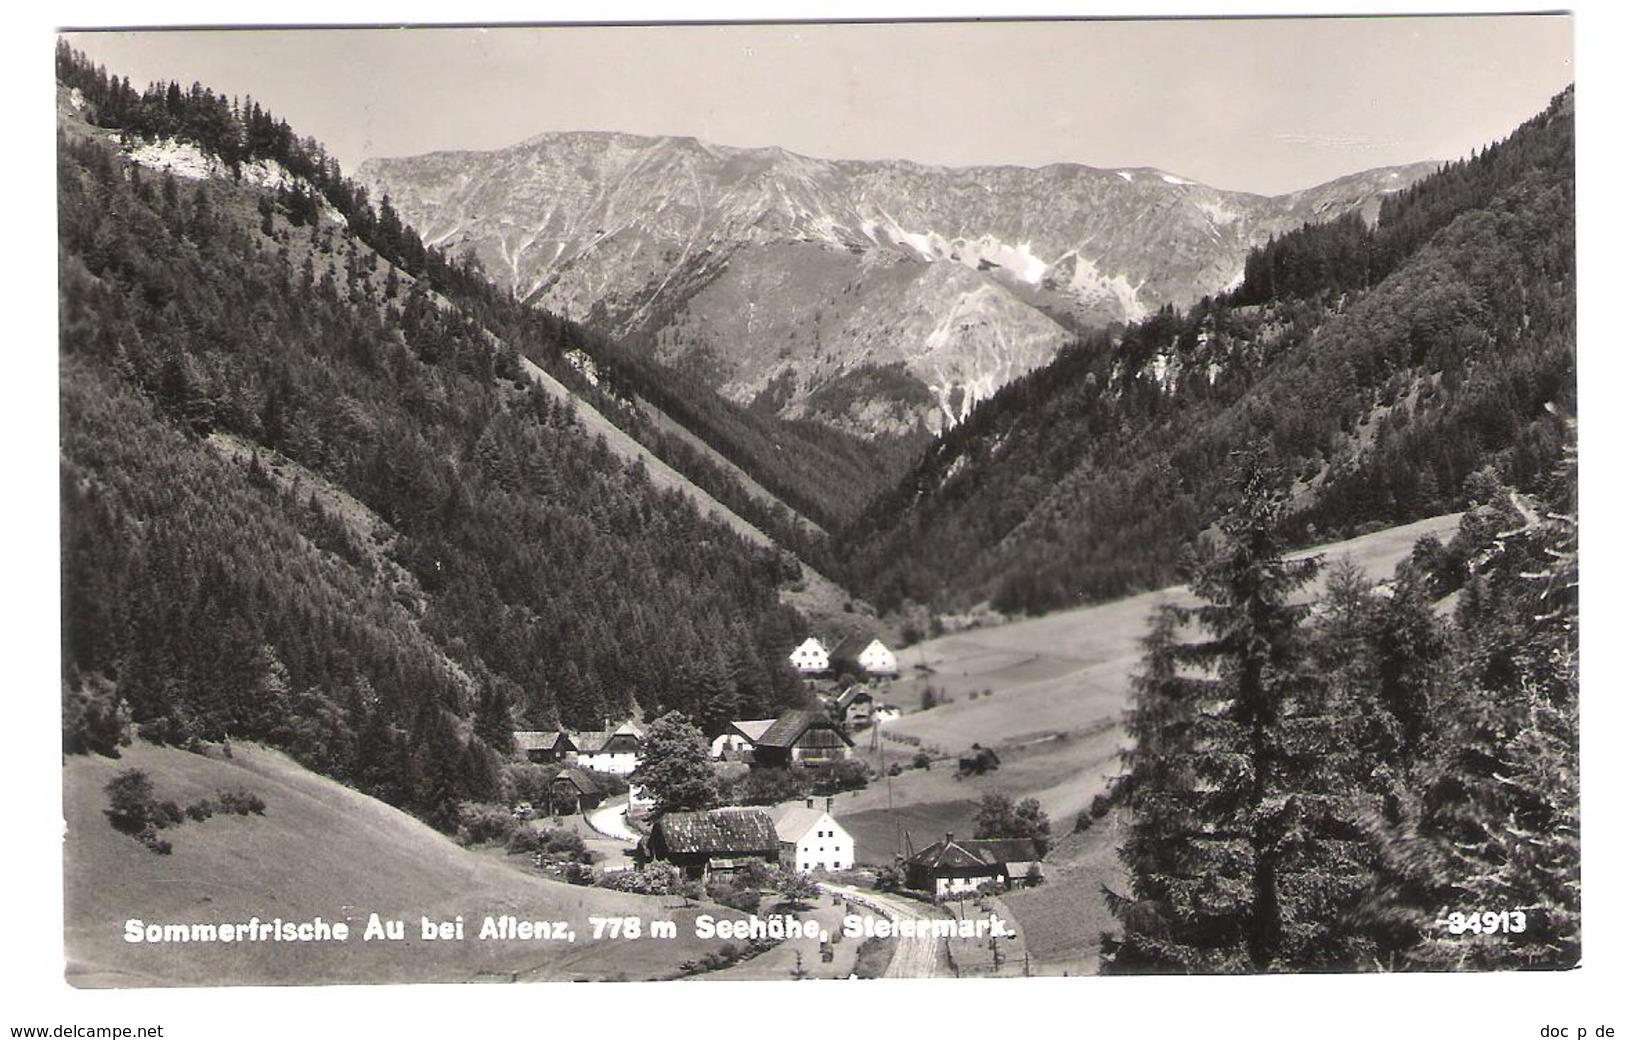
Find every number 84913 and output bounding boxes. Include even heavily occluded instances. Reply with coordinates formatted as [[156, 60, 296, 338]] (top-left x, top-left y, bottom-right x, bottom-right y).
[[1445, 910, 1527, 935]]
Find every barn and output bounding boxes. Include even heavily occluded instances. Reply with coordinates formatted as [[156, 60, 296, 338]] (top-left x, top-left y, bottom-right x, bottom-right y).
[[749, 710, 853, 769], [643, 808, 780, 880]]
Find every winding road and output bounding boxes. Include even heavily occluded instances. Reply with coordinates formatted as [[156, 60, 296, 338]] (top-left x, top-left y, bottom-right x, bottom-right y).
[[586, 797, 638, 844], [821, 884, 945, 978]]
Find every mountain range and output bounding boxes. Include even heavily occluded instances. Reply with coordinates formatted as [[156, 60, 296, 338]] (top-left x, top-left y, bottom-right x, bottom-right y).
[[360, 134, 1439, 435]]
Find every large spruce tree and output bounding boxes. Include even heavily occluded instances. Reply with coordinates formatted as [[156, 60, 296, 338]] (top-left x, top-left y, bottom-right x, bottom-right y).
[[1104, 458, 1375, 972]]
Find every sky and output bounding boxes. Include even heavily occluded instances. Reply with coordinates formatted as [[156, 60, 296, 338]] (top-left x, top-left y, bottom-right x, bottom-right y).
[[60, 15, 1573, 196]]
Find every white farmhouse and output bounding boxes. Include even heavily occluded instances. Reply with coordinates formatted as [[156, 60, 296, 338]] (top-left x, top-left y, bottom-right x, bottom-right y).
[[571, 720, 644, 775], [857, 639, 899, 678], [771, 798, 855, 873], [830, 635, 900, 679], [788, 637, 831, 675]]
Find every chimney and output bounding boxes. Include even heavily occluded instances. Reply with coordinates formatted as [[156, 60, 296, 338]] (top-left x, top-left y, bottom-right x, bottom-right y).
[[806, 797, 814, 809], [825, 796, 834, 815], [945, 832, 954, 844]]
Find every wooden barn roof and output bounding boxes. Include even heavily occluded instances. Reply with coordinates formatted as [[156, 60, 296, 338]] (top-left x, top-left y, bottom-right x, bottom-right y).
[[549, 766, 602, 796], [513, 730, 572, 753], [755, 710, 853, 749], [655, 808, 779, 855]]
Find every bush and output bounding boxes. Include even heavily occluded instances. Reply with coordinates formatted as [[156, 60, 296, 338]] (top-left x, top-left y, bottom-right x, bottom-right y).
[[707, 880, 763, 914], [724, 765, 810, 806], [104, 769, 160, 835], [506, 827, 546, 855], [812, 758, 870, 795], [912, 752, 932, 770], [775, 871, 819, 908], [216, 788, 267, 815], [184, 799, 216, 822], [597, 862, 683, 895], [457, 802, 518, 846], [103, 769, 186, 854], [540, 827, 585, 858]]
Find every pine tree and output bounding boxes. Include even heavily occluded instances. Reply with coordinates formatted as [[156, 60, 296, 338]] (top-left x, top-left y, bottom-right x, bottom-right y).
[[1105, 458, 1368, 972]]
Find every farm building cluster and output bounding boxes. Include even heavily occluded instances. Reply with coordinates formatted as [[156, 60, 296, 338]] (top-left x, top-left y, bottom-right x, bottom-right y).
[[632, 800, 1044, 897], [637, 798, 857, 878], [510, 720, 649, 815]]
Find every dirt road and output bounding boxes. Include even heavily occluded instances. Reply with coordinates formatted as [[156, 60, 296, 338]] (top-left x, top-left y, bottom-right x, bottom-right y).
[[821, 884, 945, 978], [585, 797, 639, 844]]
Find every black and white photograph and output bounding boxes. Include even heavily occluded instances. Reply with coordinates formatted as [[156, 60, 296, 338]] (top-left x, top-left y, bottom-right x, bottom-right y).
[[13, 1, 1617, 1033]]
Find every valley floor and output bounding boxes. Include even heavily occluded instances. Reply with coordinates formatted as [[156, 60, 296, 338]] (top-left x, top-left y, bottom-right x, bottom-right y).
[[828, 514, 1462, 967]]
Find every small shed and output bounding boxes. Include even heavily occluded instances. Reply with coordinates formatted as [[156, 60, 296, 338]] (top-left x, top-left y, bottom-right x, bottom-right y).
[[544, 766, 605, 815]]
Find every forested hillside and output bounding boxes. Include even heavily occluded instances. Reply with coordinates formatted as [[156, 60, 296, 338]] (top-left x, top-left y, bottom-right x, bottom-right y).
[[838, 88, 1574, 618], [51, 42, 919, 584], [57, 45, 818, 832]]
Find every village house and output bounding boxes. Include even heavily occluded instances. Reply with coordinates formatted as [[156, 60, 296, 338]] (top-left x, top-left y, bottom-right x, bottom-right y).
[[512, 730, 575, 764], [903, 833, 1045, 897], [710, 719, 776, 761], [641, 807, 780, 880], [788, 636, 831, 675], [830, 635, 900, 680], [749, 709, 854, 770], [825, 683, 875, 729], [771, 797, 855, 872], [571, 720, 644, 775]]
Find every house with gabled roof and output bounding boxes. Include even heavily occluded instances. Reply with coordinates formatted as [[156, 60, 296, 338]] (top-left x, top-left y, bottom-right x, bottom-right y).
[[827, 683, 875, 728], [788, 636, 831, 675], [572, 720, 644, 775], [642, 807, 780, 879], [750, 709, 853, 769], [771, 797, 855, 872], [904, 833, 1045, 896], [830, 635, 900, 680]]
